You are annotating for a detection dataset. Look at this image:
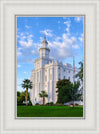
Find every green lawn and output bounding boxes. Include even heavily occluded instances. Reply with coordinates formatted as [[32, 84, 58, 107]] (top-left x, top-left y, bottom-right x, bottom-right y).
[[17, 105, 83, 117]]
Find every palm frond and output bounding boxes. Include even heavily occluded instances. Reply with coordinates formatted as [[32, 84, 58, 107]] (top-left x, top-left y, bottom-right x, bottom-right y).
[[21, 79, 33, 89], [39, 90, 48, 98]]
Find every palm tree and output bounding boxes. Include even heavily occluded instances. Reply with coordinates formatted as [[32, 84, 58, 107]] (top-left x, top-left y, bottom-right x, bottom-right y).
[[76, 61, 83, 101], [71, 81, 82, 107], [39, 90, 48, 105], [21, 79, 32, 105], [76, 61, 83, 82]]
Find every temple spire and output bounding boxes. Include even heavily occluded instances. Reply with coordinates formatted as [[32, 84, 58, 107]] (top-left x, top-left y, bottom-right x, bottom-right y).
[[44, 34, 46, 40], [39, 35, 50, 58], [41, 35, 48, 45]]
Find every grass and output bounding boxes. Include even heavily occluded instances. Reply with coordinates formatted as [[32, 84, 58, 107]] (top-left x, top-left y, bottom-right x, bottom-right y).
[[17, 105, 83, 117]]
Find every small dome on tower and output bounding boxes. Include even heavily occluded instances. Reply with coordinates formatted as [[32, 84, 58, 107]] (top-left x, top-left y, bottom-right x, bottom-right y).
[[41, 35, 48, 45]]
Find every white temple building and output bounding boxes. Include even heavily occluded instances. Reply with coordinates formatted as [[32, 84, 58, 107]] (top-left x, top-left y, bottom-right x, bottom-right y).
[[30, 36, 79, 105]]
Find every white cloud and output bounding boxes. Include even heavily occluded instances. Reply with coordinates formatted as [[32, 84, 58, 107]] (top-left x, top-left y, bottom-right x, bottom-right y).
[[48, 33, 79, 60], [58, 21, 60, 23], [28, 34, 33, 38], [23, 72, 30, 77], [78, 37, 83, 42], [66, 28, 69, 32], [19, 39, 33, 47], [32, 49, 39, 56], [17, 64, 21, 67], [25, 25, 31, 29], [75, 17, 82, 22], [17, 51, 22, 56], [40, 29, 53, 37], [72, 44, 79, 49], [64, 20, 71, 33], [39, 37, 43, 42], [17, 31, 40, 63], [17, 78, 23, 89], [78, 33, 83, 42], [17, 27, 80, 64], [71, 37, 77, 43], [17, 78, 23, 83], [55, 37, 61, 41], [17, 57, 35, 64], [64, 20, 71, 27], [17, 47, 23, 56], [23, 71, 27, 74], [18, 32, 34, 48]]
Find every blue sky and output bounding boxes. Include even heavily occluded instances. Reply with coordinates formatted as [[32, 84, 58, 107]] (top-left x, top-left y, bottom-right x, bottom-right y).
[[17, 16, 83, 91]]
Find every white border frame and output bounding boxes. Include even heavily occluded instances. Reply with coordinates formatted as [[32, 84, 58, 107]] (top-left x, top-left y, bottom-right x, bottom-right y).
[[0, 0, 100, 134], [15, 15, 85, 120]]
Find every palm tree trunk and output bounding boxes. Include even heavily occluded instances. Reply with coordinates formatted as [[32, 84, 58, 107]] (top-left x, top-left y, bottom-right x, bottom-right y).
[[72, 100, 74, 108], [25, 88, 28, 105], [43, 97, 45, 105], [73, 100, 74, 107]]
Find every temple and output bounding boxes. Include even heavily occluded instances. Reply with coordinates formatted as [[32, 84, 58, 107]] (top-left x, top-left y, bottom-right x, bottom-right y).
[[30, 36, 79, 105]]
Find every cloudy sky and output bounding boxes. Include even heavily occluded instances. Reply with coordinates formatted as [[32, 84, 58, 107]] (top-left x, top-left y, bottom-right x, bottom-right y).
[[17, 16, 83, 91]]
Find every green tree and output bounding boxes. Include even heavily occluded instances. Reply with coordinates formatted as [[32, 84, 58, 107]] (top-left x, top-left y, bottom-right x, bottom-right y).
[[39, 90, 48, 105], [17, 91, 32, 106], [56, 79, 73, 104], [56, 79, 82, 104], [17, 91, 25, 105], [17, 91, 20, 97], [21, 79, 32, 105]]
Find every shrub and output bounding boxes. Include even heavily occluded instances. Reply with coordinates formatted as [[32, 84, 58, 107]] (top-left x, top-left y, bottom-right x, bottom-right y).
[[70, 103, 74, 105], [75, 103, 79, 106], [45, 102, 54, 106], [29, 100, 32, 106], [54, 103, 64, 106], [35, 103, 40, 106], [17, 103, 25, 106], [46, 103, 50, 106], [49, 102, 54, 105], [70, 104, 73, 107]]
